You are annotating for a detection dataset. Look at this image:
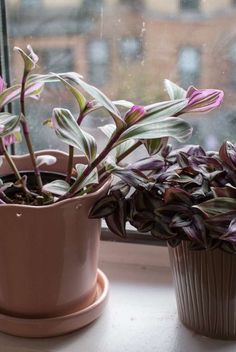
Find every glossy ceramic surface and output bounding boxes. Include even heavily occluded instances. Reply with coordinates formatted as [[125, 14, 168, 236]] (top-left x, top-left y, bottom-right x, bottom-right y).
[[169, 241, 236, 339], [0, 269, 109, 338], [0, 150, 111, 319]]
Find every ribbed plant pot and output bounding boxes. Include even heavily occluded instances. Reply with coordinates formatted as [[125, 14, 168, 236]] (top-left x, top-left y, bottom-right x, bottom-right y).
[[168, 241, 236, 339], [0, 150, 111, 337]]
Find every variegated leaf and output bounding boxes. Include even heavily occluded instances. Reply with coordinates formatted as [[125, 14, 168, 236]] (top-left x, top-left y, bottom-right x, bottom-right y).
[[0, 112, 20, 137], [53, 72, 125, 129], [75, 164, 98, 191], [50, 73, 87, 112], [52, 108, 97, 161], [164, 79, 186, 100], [0, 82, 44, 109], [43, 180, 70, 196], [115, 116, 192, 145]]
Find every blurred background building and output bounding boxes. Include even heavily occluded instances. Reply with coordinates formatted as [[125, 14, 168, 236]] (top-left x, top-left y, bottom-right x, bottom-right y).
[[5, 0, 236, 152]]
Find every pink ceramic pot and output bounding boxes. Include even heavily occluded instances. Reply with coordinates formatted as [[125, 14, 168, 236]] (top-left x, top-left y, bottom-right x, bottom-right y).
[[0, 150, 110, 319], [169, 241, 236, 339]]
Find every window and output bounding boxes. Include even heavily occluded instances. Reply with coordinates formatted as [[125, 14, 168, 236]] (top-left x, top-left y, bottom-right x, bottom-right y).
[[119, 0, 144, 11], [20, 0, 42, 10], [178, 47, 201, 87], [87, 39, 109, 86], [180, 0, 200, 11], [40, 48, 74, 73], [119, 36, 143, 61], [4, 0, 235, 151]]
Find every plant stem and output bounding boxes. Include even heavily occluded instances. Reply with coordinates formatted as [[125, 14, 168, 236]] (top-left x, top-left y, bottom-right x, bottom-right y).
[[116, 141, 142, 163], [0, 138, 22, 182], [20, 71, 43, 192], [98, 140, 142, 178], [65, 111, 85, 183], [66, 145, 74, 183], [60, 128, 125, 200], [77, 112, 84, 125], [0, 191, 12, 204]]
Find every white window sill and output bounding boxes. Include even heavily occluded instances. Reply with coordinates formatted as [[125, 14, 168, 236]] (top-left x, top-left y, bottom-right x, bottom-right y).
[[1, 242, 236, 351]]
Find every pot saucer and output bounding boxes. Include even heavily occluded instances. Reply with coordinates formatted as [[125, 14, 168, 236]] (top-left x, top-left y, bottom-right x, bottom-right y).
[[0, 269, 109, 338]]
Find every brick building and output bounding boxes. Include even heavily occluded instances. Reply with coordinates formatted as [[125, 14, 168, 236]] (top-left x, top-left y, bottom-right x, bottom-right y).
[[6, 0, 236, 149]]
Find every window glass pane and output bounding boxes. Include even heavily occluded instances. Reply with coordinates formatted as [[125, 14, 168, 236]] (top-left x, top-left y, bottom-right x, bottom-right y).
[[178, 47, 201, 87], [120, 36, 143, 61], [5, 0, 236, 155], [180, 0, 200, 11], [20, 0, 42, 8], [88, 39, 109, 85]]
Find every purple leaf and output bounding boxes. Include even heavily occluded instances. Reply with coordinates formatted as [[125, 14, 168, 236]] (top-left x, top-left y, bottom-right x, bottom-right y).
[[89, 195, 118, 218], [195, 197, 236, 216], [128, 156, 165, 171], [164, 188, 192, 206], [220, 219, 236, 244], [105, 200, 128, 238], [219, 141, 236, 170]]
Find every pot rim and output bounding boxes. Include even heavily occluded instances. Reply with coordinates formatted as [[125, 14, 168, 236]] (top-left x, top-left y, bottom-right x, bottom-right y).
[[0, 149, 112, 210]]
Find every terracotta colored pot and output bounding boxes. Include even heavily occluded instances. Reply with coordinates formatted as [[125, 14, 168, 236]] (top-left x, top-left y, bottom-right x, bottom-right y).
[[168, 241, 236, 339], [0, 150, 111, 319]]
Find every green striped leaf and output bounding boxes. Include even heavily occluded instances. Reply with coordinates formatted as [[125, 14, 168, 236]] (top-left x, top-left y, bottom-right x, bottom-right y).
[[99, 123, 135, 159], [75, 164, 98, 191], [164, 80, 187, 100], [43, 180, 70, 196], [58, 73, 125, 129], [53, 108, 97, 161], [115, 116, 192, 146], [0, 112, 20, 137], [144, 99, 187, 121], [50, 73, 87, 112]]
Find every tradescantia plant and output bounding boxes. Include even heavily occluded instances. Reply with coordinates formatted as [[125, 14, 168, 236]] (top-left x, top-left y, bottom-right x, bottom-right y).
[[0, 45, 223, 209], [90, 141, 236, 254]]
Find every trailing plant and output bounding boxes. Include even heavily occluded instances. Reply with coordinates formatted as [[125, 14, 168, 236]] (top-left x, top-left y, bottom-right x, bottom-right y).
[[90, 140, 236, 253], [0, 46, 223, 211]]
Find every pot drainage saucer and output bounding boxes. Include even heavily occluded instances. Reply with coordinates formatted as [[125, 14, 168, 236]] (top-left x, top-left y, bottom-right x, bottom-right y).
[[0, 269, 109, 338]]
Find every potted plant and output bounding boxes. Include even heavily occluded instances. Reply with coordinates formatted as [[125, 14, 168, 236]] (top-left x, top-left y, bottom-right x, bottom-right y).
[[90, 82, 235, 340], [0, 45, 222, 338]]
